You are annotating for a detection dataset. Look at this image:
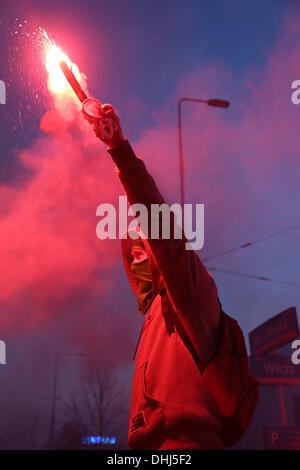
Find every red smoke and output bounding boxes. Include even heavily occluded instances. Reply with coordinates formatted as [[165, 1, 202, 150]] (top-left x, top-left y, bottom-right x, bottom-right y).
[[0, 87, 122, 332]]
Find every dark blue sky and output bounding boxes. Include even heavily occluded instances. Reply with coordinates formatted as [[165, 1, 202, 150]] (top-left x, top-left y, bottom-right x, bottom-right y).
[[1, 0, 290, 138]]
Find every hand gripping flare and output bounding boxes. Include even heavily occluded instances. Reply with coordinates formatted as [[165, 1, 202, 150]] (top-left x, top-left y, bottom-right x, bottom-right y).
[[58, 60, 117, 140]]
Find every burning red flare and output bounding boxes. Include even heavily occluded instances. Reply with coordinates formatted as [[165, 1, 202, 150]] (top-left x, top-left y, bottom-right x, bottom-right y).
[[45, 45, 82, 95]]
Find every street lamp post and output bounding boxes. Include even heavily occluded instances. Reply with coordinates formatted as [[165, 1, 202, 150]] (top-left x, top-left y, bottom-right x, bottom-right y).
[[177, 97, 230, 210], [31, 395, 61, 449], [48, 352, 85, 449]]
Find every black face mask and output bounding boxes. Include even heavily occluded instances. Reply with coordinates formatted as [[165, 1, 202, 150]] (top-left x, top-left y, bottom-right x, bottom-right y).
[[130, 259, 153, 313]]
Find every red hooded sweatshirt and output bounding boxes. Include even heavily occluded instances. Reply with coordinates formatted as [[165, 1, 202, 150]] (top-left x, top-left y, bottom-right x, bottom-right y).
[[107, 140, 258, 450]]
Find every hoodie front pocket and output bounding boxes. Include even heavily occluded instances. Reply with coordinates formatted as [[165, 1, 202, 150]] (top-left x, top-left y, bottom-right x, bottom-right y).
[[129, 361, 165, 450]]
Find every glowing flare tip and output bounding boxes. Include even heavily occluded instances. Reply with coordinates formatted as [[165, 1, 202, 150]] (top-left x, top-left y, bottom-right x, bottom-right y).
[[45, 46, 81, 95]]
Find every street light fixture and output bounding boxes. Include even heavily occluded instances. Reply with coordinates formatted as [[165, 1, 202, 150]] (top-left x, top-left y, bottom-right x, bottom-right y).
[[177, 97, 230, 210]]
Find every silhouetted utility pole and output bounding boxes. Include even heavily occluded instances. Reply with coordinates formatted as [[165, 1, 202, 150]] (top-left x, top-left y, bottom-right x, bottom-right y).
[[31, 396, 61, 449], [48, 352, 85, 449]]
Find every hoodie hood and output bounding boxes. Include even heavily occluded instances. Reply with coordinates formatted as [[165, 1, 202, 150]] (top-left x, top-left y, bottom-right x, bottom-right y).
[[121, 228, 163, 313]]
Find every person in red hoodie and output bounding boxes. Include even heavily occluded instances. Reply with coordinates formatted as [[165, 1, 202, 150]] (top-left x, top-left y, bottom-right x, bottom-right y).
[[87, 103, 259, 450]]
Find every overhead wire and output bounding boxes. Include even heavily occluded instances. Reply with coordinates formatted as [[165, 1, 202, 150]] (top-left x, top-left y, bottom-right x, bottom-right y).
[[202, 224, 300, 262], [206, 266, 300, 287]]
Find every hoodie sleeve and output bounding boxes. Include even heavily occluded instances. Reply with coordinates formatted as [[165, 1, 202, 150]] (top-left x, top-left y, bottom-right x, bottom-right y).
[[107, 140, 221, 372]]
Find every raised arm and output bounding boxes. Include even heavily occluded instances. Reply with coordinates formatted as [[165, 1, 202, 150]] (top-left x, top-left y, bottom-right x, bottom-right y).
[[90, 104, 221, 370]]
